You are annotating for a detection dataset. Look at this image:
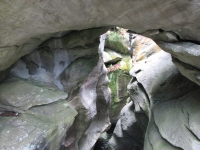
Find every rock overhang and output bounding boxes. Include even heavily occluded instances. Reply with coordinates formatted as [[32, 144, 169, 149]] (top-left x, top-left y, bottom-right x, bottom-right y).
[[0, 0, 200, 71]]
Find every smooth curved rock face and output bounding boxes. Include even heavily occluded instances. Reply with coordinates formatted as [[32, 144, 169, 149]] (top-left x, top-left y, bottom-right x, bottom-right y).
[[110, 50, 200, 150], [0, 79, 68, 111], [131, 34, 161, 63], [129, 50, 199, 106], [1, 1, 200, 150], [9, 27, 108, 91], [144, 116, 181, 150], [0, 27, 111, 150], [0, 0, 200, 71], [63, 58, 111, 150], [108, 101, 148, 150], [145, 90, 200, 150], [0, 79, 77, 150]]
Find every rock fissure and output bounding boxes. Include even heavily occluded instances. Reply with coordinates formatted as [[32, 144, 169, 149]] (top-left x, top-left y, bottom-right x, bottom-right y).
[[153, 115, 184, 150], [137, 82, 151, 109]]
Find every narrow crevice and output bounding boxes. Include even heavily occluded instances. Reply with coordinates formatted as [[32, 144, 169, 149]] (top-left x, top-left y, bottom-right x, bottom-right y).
[[148, 132, 154, 150], [176, 35, 200, 45], [183, 109, 200, 141], [172, 57, 200, 72], [139, 28, 200, 45], [184, 125, 200, 141]]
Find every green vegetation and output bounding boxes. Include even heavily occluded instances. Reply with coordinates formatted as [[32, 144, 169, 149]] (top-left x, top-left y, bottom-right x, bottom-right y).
[[105, 28, 130, 55]]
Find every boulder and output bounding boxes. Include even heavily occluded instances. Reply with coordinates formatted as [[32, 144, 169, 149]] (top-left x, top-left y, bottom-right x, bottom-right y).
[[0, 79, 77, 150]]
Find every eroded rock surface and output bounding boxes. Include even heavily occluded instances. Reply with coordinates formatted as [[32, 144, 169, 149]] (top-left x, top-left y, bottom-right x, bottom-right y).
[[0, 1, 200, 71], [158, 41, 200, 86], [0, 1, 200, 150], [0, 27, 111, 150], [109, 51, 200, 150], [0, 79, 77, 150]]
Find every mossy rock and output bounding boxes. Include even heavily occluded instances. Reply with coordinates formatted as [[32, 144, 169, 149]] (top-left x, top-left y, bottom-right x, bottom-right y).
[[0, 79, 68, 111], [108, 70, 132, 123], [105, 31, 130, 55]]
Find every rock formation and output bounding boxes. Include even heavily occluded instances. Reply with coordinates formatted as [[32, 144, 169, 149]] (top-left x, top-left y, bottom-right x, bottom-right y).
[[0, 27, 111, 150], [108, 50, 200, 150], [0, 1, 200, 150]]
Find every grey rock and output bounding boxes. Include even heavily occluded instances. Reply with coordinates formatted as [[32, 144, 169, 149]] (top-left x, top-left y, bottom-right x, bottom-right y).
[[158, 41, 200, 70], [151, 90, 200, 150], [131, 34, 161, 63], [0, 79, 68, 111], [110, 50, 200, 150], [172, 58, 200, 86], [61, 55, 99, 94], [63, 58, 111, 150], [1, 1, 200, 71], [0, 78, 77, 150], [108, 101, 148, 150], [3, 27, 111, 150], [142, 30, 179, 42], [105, 30, 130, 55], [108, 70, 132, 123], [144, 116, 181, 150]]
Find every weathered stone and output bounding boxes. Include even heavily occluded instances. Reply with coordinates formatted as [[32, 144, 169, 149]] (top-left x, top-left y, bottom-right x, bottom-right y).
[[0, 66, 12, 82], [0, 100, 77, 150], [10, 27, 107, 91], [2, 27, 111, 150], [147, 90, 200, 150], [61, 55, 99, 94], [172, 58, 200, 86], [129, 50, 199, 105], [131, 34, 161, 63], [0, 78, 76, 150], [63, 58, 111, 150], [142, 30, 179, 42], [1, 1, 199, 71], [158, 41, 200, 70], [144, 117, 180, 150], [1, 1, 200, 150], [105, 30, 130, 55], [110, 50, 200, 150], [108, 101, 148, 150], [158, 41, 200, 86], [108, 70, 132, 123], [0, 79, 68, 111]]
